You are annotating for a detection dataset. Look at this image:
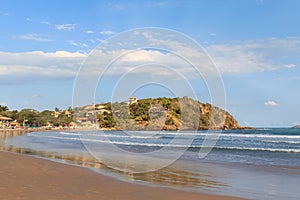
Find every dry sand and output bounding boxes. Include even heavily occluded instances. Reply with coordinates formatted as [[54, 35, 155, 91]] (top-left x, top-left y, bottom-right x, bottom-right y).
[[0, 151, 244, 200]]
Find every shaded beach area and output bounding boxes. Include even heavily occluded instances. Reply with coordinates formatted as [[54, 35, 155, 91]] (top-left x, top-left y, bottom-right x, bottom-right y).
[[0, 129, 243, 200]]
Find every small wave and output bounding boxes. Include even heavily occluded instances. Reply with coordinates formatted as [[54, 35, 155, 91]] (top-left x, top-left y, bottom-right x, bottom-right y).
[[210, 133, 300, 139], [85, 133, 161, 139], [160, 132, 300, 140], [27, 134, 193, 148], [237, 134, 300, 139], [59, 132, 81, 136], [27, 134, 300, 153], [32, 130, 300, 140], [214, 146, 300, 153], [255, 128, 272, 131], [30, 132, 160, 139], [262, 140, 300, 144]]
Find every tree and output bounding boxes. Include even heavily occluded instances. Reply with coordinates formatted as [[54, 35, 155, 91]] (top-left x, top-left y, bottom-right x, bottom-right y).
[[67, 106, 72, 111], [0, 105, 8, 112], [2, 110, 18, 120], [17, 109, 39, 127], [37, 110, 56, 126], [54, 107, 61, 112]]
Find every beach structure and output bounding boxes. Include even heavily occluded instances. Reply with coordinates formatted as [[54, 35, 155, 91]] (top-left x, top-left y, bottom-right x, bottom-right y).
[[0, 116, 13, 128], [75, 117, 88, 123], [74, 117, 96, 128], [9, 121, 20, 129]]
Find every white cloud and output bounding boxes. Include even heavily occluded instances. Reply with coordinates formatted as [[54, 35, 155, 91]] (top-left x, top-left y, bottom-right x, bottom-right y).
[[69, 40, 89, 49], [40, 21, 51, 25], [13, 34, 51, 42], [139, 31, 300, 74], [26, 17, 31, 21], [2, 31, 300, 85], [120, 49, 167, 62], [264, 101, 279, 106], [0, 51, 86, 83], [283, 64, 296, 68], [84, 30, 94, 34], [79, 47, 206, 79], [45, 50, 86, 58], [99, 31, 115, 35], [31, 94, 39, 99], [56, 24, 77, 31], [89, 38, 105, 44], [207, 37, 300, 74], [74, 32, 300, 79]]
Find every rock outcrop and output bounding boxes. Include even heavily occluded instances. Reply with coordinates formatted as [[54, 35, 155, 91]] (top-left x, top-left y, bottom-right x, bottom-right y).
[[93, 97, 248, 130]]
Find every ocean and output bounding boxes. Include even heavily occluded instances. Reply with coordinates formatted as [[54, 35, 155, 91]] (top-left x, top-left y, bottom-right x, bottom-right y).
[[3, 128, 300, 200]]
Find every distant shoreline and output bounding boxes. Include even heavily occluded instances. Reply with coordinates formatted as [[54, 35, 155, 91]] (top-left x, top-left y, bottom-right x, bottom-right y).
[[0, 126, 255, 134]]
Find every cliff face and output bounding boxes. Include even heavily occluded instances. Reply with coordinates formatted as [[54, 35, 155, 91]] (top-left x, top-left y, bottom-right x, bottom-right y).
[[95, 97, 243, 130], [198, 102, 239, 130]]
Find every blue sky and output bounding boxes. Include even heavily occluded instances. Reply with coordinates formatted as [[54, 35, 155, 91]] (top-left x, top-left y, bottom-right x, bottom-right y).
[[0, 0, 300, 127]]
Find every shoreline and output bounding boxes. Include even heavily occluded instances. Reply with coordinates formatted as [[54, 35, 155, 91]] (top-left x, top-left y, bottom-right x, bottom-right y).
[[0, 150, 243, 200], [1, 128, 300, 199]]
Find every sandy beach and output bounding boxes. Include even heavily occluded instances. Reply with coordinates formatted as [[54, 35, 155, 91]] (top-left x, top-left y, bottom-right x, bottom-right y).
[[0, 150, 243, 200]]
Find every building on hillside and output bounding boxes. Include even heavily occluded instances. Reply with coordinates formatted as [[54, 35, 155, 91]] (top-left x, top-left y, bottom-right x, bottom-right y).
[[128, 97, 138, 105], [76, 117, 88, 122], [84, 104, 95, 110], [95, 104, 106, 110], [74, 116, 97, 128], [52, 110, 72, 118], [53, 111, 61, 118], [64, 110, 72, 117], [97, 109, 111, 114]]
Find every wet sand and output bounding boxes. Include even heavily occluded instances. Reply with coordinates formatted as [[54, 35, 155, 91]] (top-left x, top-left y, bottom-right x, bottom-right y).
[[0, 151, 243, 200]]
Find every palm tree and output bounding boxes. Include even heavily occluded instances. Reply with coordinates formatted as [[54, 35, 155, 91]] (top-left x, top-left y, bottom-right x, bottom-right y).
[[0, 105, 8, 112]]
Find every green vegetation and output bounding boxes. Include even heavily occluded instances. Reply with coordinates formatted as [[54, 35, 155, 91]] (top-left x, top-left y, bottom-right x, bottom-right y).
[[0, 106, 73, 128], [0, 97, 242, 130], [0, 105, 8, 112], [96, 97, 240, 130]]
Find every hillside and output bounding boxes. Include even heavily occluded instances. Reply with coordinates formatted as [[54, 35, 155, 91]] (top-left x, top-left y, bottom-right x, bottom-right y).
[[86, 96, 246, 130]]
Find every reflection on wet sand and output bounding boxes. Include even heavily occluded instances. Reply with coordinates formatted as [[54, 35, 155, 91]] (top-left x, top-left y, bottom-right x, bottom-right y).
[[0, 129, 28, 149], [134, 167, 227, 189], [0, 130, 226, 191]]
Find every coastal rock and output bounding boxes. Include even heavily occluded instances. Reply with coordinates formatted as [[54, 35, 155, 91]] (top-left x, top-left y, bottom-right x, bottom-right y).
[[85, 97, 247, 130], [292, 125, 300, 129]]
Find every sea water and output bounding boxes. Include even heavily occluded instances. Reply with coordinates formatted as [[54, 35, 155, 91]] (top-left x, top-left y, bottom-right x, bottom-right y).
[[3, 128, 300, 199]]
